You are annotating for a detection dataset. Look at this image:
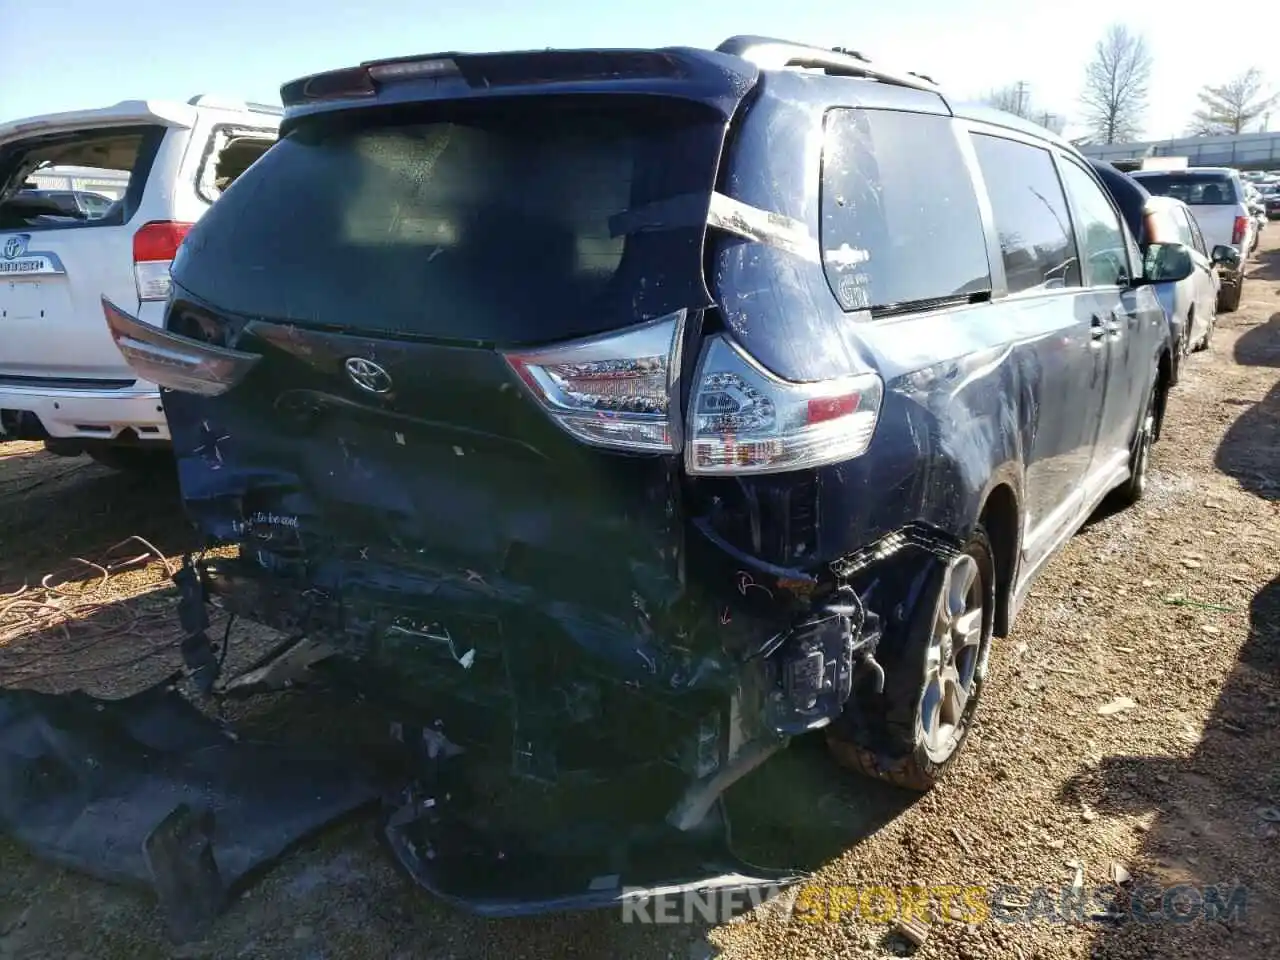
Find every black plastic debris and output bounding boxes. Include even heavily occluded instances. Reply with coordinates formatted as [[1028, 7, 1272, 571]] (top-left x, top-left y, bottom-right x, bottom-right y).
[[383, 791, 801, 918], [0, 682, 378, 942]]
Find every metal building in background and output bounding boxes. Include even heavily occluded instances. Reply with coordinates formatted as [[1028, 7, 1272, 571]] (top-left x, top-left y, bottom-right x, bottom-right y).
[[1080, 131, 1280, 172]]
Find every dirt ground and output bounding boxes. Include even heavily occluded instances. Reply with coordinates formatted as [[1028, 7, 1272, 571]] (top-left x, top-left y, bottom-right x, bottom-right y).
[[2, 234, 1278, 960]]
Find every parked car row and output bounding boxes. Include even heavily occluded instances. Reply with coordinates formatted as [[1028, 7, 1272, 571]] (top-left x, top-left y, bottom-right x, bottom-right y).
[[1126, 165, 1258, 311], [1088, 160, 1231, 387], [0, 38, 1251, 909], [1256, 180, 1280, 220]]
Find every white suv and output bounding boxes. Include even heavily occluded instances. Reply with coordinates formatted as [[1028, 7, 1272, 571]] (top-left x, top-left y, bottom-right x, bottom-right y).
[[1130, 166, 1255, 313], [0, 96, 278, 469]]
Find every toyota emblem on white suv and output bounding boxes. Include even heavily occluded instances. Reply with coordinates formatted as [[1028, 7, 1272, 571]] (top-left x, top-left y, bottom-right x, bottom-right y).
[[3, 234, 28, 260]]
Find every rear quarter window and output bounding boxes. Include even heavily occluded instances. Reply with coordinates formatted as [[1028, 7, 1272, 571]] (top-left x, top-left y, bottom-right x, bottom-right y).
[[819, 109, 991, 316], [0, 125, 162, 230]]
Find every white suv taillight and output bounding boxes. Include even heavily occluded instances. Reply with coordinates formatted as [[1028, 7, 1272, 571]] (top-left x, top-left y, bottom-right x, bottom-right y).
[[133, 220, 194, 301], [686, 335, 882, 475], [503, 311, 686, 453]]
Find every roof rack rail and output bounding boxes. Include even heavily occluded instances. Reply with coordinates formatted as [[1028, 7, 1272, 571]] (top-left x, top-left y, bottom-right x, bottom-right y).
[[716, 36, 938, 93]]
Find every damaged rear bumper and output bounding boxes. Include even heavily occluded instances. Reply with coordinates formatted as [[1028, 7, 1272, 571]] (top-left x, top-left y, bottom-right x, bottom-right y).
[[167, 541, 883, 910], [182, 545, 877, 777]]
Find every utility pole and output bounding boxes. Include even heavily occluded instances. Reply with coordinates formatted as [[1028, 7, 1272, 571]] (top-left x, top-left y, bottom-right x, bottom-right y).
[[1014, 80, 1030, 118]]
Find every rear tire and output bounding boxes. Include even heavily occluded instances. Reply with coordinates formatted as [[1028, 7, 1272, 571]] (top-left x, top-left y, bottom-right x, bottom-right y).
[[87, 446, 174, 474], [1114, 384, 1157, 507], [1200, 312, 1215, 352], [826, 527, 996, 792], [1217, 278, 1243, 314]]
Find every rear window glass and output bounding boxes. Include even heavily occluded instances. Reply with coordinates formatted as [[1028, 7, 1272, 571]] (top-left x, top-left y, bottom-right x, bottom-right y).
[[0, 125, 162, 230], [172, 99, 725, 345], [195, 130, 276, 204], [1132, 173, 1239, 206], [819, 109, 991, 315]]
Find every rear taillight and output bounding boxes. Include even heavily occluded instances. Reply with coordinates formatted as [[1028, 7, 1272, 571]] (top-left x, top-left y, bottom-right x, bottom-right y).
[[1232, 215, 1248, 245], [133, 221, 194, 302], [102, 297, 260, 396], [503, 312, 686, 453], [685, 336, 882, 475], [504, 315, 884, 472]]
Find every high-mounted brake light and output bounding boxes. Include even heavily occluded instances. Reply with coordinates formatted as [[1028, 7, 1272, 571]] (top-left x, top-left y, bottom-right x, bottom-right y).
[[285, 66, 377, 103], [102, 297, 261, 397], [133, 220, 193, 302], [686, 335, 882, 475], [282, 58, 459, 106], [503, 312, 685, 453], [367, 58, 459, 81]]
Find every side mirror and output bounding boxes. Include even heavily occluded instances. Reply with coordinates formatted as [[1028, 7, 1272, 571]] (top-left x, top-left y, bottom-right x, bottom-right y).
[[1211, 244, 1241, 269], [1140, 242, 1194, 284]]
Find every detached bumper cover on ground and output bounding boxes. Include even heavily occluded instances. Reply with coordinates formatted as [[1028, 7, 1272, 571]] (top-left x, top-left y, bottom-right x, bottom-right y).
[[0, 683, 378, 940]]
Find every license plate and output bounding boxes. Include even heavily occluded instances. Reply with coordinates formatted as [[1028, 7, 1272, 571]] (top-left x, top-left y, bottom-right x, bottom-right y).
[[2, 279, 44, 320]]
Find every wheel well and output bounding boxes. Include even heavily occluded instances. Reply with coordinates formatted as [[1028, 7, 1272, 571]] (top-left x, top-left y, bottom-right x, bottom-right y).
[[980, 484, 1018, 638], [1154, 350, 1172, 441]]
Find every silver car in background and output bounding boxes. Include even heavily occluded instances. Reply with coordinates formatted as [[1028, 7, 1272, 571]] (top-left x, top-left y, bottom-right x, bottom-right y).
[[1142, 194, 1225, 357]]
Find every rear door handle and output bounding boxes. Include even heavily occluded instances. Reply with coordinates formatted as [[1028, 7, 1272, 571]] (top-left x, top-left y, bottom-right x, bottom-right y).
[[1090, 314, 1107, 344]]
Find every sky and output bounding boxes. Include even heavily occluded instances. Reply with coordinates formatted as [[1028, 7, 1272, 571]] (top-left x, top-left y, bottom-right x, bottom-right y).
[[2, 0, 1278, 141]]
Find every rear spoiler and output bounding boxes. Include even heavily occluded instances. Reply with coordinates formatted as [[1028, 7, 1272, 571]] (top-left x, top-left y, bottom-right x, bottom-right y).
[[278, 47, 760, 128]]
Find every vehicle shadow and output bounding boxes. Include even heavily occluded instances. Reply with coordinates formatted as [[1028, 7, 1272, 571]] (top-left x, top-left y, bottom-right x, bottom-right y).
[[1245, 244, 1280, 283], [0, 447, 193, 595], [1215, 315, 1280, 501], [1232, 312, 1280, 367], [1065, 573, 1280, 957], [723, 735, 919, 872]]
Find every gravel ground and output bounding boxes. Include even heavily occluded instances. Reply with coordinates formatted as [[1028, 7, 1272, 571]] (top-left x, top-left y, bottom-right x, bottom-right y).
[[2, 235, 1278, 960]]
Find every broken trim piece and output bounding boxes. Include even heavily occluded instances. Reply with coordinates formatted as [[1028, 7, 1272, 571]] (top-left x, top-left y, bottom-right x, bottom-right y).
[[830, 522, 963, 579], [666, 734, 788, 830], [707, 192, 820, 262], [102, 296, 261, 397]]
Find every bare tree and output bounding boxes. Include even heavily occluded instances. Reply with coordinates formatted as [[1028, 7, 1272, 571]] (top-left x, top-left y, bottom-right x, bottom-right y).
[[1080, 24, 1151, 144], [985, 81, 1066, 134], [1189, 69, 1277, 135]]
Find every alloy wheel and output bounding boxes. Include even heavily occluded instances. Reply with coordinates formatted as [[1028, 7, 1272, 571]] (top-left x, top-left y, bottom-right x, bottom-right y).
[[1133, 397, 1155, 497], [918, 553, 984, 764]]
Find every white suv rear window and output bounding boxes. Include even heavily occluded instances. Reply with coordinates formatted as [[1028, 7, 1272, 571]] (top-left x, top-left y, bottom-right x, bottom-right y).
[[1132, 173, 1240, 206], [0, 125, 164, 231]]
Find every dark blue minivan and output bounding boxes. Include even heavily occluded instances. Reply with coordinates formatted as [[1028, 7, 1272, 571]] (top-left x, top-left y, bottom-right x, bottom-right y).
[[103, 37, 1194, 909]]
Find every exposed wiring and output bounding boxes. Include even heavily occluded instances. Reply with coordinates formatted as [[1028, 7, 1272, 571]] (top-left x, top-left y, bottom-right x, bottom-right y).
[[218, 614, 237, 671], [0, 535, 191, 684]]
